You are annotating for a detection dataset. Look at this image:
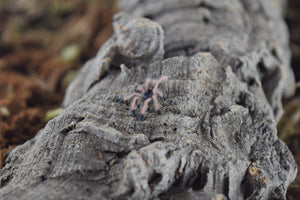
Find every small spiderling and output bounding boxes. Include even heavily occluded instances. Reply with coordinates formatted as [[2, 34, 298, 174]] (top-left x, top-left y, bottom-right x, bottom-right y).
[[118, 76, 168, 120]]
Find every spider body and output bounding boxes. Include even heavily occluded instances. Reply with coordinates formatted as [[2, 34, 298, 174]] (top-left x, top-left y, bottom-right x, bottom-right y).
[[142, 89, 153, 100], [118, 76, 168, 120]]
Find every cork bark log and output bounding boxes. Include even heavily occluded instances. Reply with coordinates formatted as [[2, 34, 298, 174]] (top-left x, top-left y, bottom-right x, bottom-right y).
[[0, 0, 297, 200]]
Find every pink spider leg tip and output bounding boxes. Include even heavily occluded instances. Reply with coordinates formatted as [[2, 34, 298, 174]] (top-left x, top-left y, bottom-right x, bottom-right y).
[[123, 92, 140, 102], [136, 85, 145, 93], [154, 76, 168, 98], [153, 87, 164, 98], [136, 98, 141, 109], [130, 96, 139, 116], [152, 94, 161, 115], [144, 78, 151, 90], [139, 98, 151, 120], [155, 76, 169, 86]]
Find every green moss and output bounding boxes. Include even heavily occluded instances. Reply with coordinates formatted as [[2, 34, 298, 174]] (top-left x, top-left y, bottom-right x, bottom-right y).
[[60, 43, 80, 63], [45, 107, 63, 121]]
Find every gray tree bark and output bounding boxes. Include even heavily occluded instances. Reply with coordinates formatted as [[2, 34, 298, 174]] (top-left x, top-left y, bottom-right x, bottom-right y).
[[0, 0, 297, 200]]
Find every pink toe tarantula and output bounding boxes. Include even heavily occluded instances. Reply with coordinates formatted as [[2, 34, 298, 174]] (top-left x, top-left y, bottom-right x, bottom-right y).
[[118, 76, 168, 120]]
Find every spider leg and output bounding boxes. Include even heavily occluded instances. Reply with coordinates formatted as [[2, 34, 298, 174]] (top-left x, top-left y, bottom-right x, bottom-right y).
[[144, 78, 151, 90], [136, 86, 145, 93], [137, 97, 142, 109], [123, 93, 140, 101], [152, 94, 161, 115], [154, 76, 168, 88], [153, 87, 164, 98], [130, 96, 139, 116], [139, 98, 151, 120], [153, 76, 168, 99], [153, 88, 167, 100]]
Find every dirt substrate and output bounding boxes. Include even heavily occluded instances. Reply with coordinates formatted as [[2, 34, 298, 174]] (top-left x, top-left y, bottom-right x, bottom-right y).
[[0, 0, 117, 167], [0, 0, 300, 199], [278, 0, 300, 199]]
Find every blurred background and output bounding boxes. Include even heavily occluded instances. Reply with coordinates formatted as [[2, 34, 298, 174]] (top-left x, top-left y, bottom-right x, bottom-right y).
[[0, 0, 299, 199]]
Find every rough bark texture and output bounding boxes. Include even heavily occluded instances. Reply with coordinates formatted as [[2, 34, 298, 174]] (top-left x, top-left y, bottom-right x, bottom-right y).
[[0, 0, 297, 200]]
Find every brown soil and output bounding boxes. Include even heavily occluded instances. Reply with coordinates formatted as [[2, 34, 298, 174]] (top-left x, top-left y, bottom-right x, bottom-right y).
[[280, 0, 300, 199], [0, 0, 117, 167]]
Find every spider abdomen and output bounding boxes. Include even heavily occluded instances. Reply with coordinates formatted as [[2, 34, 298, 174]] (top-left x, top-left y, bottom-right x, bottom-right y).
[[142, 89, 153, 100]]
